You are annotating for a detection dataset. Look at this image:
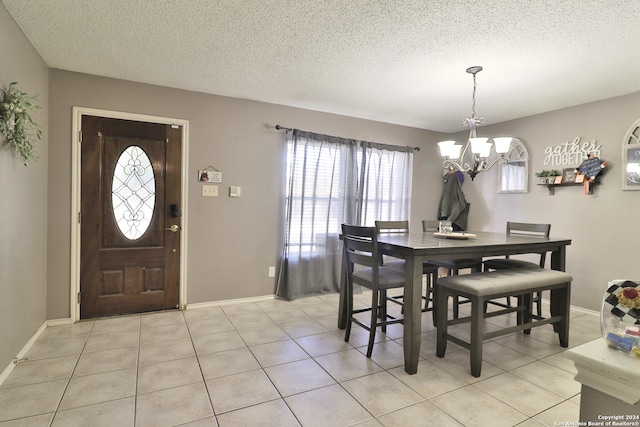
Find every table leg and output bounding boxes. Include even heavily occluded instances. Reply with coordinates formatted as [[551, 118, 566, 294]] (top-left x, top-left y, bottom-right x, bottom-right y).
[[337, 251, 348, 329], [550, 245, 566, 272], [550, 245, 567, 332], [402, 255, 422, 374]]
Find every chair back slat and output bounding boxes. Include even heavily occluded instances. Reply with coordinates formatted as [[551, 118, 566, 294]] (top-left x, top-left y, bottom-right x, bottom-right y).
[[375, 220, 409, 233], [506, 221, 551, 267], [506, 222, 551, 237], [342, 224, 379, 277]]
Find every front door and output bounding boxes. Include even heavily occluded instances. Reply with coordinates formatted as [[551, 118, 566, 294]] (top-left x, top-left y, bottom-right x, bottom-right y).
[[80, 115, 182, 319]]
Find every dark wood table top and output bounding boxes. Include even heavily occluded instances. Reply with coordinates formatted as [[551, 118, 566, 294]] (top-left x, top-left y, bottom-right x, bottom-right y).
[[376, 231, 572, 261]]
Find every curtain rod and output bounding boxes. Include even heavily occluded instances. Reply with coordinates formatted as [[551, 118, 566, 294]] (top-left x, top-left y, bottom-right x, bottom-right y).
[[274, 125, 420, 151]]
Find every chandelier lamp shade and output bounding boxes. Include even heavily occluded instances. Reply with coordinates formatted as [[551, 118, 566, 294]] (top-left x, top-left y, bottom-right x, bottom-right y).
[[437, 66, 512, 180]]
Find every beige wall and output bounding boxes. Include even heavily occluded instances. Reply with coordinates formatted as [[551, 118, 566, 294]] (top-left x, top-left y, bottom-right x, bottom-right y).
[[0, 3, 49, 368], [47, 69, 445, 319]]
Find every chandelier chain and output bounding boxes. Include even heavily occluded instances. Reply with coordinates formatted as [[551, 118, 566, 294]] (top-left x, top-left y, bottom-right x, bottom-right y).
[[471, 73, 477, 119]]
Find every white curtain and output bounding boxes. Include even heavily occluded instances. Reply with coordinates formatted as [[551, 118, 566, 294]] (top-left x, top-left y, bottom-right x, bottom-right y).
[[500, 162, 526, 191], [276, 129, 413, 300], [359, 141, 413, 226]]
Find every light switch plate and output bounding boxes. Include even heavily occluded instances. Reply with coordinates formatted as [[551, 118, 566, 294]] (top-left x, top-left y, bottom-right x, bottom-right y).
[[202, 185, 218, 197]]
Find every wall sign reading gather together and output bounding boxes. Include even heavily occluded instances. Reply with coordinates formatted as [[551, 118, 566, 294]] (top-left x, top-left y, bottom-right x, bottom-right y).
[[543, 137, 601, 166]]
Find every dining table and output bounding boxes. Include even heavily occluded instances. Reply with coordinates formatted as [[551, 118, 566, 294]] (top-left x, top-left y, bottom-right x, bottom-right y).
[[337, 230, 572, 375]]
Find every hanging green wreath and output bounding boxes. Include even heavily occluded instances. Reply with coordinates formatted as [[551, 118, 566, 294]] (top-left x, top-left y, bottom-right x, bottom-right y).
[[0, 82, 42, 166]]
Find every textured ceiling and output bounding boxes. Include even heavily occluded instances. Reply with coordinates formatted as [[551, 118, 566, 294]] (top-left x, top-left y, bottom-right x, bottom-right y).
[[2, 0, 640, 133]]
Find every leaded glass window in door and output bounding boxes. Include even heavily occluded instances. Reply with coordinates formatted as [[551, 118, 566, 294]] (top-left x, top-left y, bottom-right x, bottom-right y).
[[111, 145, 156, 239]]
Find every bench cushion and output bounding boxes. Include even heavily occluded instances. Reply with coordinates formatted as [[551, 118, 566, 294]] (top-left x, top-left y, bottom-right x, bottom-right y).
[[437, 268, 572, 297]]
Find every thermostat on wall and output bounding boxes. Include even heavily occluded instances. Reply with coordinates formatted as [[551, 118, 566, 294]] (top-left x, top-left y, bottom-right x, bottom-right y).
[[229, 186, 241, 198]]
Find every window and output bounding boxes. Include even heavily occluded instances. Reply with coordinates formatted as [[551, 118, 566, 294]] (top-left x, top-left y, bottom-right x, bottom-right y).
[[112, 145, 156, 240], [498, 138, 529, 193], [277, 129, 413, 300]]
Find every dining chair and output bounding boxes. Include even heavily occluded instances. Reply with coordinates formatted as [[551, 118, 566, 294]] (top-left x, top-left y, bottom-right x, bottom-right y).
[[375, 221, 439, 322], [483, 221, 551, 317], [342, 224, 405, 357], [422, 220, 483, 318]]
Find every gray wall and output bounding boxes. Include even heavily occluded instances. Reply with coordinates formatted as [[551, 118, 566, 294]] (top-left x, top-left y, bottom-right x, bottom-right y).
[[457, 93, 640, 310], [48, 66, 640, 317], [0, 3, 49, 369], [47, 69, 445, 319]]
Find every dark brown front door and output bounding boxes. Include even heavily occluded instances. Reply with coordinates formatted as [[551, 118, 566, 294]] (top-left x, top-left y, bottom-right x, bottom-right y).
[[80, 115, 181, 319]]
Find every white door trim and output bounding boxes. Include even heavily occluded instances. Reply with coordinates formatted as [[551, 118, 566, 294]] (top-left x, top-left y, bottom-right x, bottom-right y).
[[70, 107, 189, 322]]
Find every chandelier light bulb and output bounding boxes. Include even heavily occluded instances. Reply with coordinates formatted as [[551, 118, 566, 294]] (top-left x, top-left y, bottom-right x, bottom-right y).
[[493, 137, 513, 154], [437, 140, 456, 157], [469, 137, 489, 154], [449, 144, 462, 160], [479, 142, 493, 158]]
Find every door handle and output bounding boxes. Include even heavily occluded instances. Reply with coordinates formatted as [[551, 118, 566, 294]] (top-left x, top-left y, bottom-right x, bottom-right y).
[[164, 224, 180, 232]]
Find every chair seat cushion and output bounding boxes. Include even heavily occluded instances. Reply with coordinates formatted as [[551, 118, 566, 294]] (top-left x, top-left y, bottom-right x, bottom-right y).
[[353, 266, 405, 289], [383, 259, 439, 274], [437, 268, 572, 297], [484, 258, 541, 270]]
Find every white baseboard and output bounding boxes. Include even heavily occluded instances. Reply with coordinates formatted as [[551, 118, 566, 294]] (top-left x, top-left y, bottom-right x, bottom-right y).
[[540, 297, 600, 317], [0, 321, 48, 386], [186, 294, 276, 310], [47, 318, 74, 326], [569, 305, 599, 317]]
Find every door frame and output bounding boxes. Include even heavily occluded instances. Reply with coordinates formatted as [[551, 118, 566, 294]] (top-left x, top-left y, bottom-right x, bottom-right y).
[[70, 107, 189, 322]]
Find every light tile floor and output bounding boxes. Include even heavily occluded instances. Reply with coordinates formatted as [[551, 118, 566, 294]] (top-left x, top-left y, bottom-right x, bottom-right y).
[[0, 291, 600, 426]]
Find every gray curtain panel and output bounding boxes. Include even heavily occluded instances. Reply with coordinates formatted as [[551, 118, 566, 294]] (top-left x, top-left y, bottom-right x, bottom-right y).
[[276, 129, 413, 300]]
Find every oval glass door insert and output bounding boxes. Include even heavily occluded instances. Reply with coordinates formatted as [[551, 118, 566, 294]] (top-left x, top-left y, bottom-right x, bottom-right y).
[[112, 145, 156, 240]]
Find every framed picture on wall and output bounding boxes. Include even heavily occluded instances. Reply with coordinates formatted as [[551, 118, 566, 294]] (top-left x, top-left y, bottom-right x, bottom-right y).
[[623, 145, 640, 190], [562, 168, 576, 184]]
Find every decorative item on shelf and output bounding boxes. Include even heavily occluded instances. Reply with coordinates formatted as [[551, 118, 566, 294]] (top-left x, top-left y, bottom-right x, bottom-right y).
[[437, 66, 513, 181], [535, 169, 561, 184], [575, 153, 606, 194], [562, 168, 576, 184], [0, 82, 42, 166], [575, 153, 606, 182], [601, 280, 640, 356]]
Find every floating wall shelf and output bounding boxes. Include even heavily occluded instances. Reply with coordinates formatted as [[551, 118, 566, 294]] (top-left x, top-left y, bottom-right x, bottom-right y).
[[537, 182, 599, 195]]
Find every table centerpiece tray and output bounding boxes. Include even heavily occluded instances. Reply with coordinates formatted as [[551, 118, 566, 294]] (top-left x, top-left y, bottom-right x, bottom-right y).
[[433, 232, 477, 239]]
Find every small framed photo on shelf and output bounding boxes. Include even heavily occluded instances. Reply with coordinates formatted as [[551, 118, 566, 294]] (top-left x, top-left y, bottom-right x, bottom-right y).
[[562, 168, 577, 184], [554, 176, 563, 184], [575, 174, 585, 183]]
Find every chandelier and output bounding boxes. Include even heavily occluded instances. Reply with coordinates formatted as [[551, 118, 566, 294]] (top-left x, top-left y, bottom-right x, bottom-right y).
[[437, 66, 512, 180]]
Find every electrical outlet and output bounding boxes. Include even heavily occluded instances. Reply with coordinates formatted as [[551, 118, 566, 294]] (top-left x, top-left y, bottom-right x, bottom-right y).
[[268, 266, 276, 277], [202, 185, 218, 197]]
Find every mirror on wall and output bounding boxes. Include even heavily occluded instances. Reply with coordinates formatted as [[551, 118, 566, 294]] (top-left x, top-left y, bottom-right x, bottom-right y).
[[498, 138, 529, 193]]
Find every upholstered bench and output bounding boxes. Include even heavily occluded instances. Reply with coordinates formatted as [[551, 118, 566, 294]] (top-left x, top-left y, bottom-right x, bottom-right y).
[[436, 268, 572, 377]]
